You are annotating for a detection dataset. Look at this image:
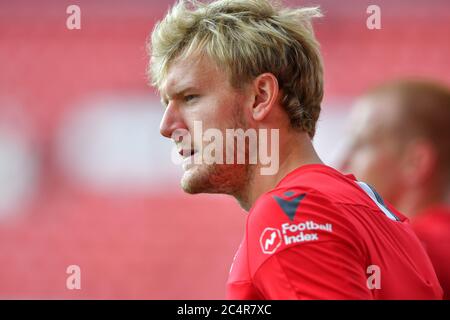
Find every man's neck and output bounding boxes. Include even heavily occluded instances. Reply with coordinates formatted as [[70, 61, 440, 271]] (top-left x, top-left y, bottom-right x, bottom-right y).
[[237, 133, 323, 211], [396, 182, 450, 218]]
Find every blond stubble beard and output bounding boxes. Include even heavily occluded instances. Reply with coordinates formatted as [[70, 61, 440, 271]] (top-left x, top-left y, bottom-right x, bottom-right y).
[[180, 104, 255, 204]]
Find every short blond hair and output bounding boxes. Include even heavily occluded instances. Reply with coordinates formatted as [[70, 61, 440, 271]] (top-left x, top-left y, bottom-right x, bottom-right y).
[[148, 0, 324, 137]]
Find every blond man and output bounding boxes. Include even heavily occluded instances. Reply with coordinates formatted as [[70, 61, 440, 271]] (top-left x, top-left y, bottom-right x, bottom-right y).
[[149, 0, 442, 299]]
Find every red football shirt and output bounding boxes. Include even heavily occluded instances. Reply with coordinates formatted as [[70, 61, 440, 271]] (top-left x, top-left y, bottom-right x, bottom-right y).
[[226, 164, 443, 299], [412, 205, 450, 300]]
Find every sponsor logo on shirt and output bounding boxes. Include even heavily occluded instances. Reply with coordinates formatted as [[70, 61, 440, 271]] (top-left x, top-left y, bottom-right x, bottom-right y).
[[282, 221, 332, 245], [273, 191, 306, 221], [260, 221, 333, 254], [260, 228, 282, 254]]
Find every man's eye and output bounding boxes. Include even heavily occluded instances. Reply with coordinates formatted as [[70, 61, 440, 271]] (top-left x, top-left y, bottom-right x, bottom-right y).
[[184, 95, 198, 102]]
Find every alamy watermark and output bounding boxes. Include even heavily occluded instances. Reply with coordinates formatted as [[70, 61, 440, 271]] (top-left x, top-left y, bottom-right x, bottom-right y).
[[367, 264, 381, 290], [66, 5, 81, 30], [170, 121, 280, 175], [66, 264, 81, 290], [367, 5, 381, 30]]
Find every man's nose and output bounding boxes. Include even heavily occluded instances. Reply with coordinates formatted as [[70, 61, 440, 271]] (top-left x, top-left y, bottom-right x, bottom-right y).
[[159, 103, 186, 139]]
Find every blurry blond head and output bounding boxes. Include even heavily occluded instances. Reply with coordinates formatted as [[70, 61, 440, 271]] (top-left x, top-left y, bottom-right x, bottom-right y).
[[340, 79, 450, 217]]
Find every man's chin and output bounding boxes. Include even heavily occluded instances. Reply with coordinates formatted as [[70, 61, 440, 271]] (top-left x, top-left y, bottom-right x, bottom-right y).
[[180, 162, 250, 197], [180, 164, 211, 194], [180, 177, 201, 194]]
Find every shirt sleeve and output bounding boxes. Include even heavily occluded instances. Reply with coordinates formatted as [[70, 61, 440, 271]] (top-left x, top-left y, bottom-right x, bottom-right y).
[[246, 188, 372, 299]]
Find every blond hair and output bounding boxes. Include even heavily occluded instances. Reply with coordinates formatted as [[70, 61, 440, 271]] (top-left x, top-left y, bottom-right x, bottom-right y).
[[148, 0, 324, 137]]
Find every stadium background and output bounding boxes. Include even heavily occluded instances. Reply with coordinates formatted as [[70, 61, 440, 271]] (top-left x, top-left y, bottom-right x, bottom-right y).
[[0, 0, 449, 299]]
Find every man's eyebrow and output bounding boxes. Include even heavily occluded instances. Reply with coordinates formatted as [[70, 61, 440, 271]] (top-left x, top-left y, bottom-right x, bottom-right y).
[[173, 86, 199, 96], [161, 86, 199, 103]]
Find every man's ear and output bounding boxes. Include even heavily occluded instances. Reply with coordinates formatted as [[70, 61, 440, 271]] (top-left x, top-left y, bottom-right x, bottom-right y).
[[251, 73, 279, 122]]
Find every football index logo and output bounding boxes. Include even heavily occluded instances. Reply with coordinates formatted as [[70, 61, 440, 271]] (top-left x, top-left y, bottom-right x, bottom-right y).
[[260, 192, 333, 254], [260, 228, 282, 255]]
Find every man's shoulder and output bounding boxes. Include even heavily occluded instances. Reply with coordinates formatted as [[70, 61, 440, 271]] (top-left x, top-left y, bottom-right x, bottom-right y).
[[244, 184, 364, 275], [243, 165, 383, 273], [247, 184, 357, 244]]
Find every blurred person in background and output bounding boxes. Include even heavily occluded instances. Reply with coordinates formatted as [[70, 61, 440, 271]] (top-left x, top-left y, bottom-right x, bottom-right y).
[[149, 0, 442, 299], [340, 79, 450, 299]]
